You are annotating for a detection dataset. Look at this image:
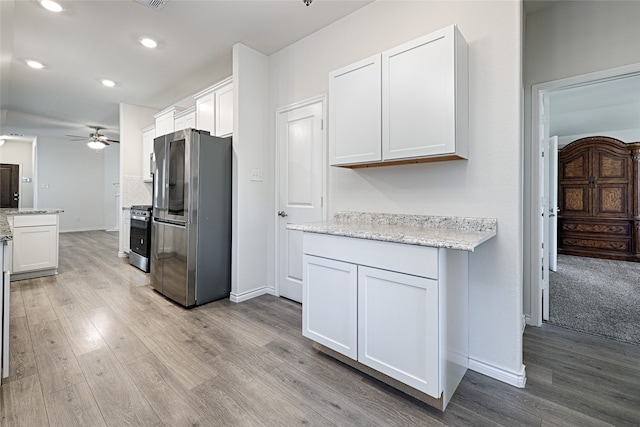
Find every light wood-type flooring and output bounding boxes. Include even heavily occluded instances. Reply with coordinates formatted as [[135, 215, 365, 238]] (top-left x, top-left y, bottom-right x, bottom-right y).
[[1, 231, 640, 426]]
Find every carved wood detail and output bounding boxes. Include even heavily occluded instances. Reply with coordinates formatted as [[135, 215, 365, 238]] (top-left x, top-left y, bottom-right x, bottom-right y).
[[558, 136, 640, 261]]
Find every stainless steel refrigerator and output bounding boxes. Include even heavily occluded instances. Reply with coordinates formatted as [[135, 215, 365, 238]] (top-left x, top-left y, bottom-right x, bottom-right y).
[[151, 129, 231, 307]]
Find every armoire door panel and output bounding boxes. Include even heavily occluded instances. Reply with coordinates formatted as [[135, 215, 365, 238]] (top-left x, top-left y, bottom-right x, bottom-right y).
[[560, 152, 589, 181], [595, 185, 628, 216], [560, 186, 590, 215]]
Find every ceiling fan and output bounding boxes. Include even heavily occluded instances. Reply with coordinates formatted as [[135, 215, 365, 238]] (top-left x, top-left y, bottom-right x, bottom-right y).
[[66, 126, 119, 150]]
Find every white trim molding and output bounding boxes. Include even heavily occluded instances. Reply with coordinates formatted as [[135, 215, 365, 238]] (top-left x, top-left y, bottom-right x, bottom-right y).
[[230, 286, 273, 303], [468, 358, 527, 388]]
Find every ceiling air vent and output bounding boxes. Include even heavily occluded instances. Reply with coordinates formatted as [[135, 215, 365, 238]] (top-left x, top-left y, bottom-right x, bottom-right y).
[[133, 0, 168, 11]]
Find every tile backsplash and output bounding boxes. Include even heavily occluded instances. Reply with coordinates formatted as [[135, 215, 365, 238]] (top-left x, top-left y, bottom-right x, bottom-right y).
[[122, 175, 152, 207]]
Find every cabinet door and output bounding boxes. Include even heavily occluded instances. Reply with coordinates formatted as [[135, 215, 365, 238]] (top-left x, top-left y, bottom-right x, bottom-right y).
[[196, 93, 215, 134], [142, 127, 155, 182], [215, 83, 233, 137], [155, 113, 174, 138], [303, 255, 358, 359], [382, 27, 456, 160], [358, 266, 439, 398], [329, 55, 381, 166], [12, 226, 58, 273]]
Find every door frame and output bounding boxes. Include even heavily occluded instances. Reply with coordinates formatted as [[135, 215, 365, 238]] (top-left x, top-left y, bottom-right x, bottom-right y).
[[529, 63, 640, 326], [274, 94, 328, 298]]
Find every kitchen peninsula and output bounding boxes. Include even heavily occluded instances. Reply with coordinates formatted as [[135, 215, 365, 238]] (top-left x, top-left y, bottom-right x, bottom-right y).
[[287, 212, 496, 410], [1, 208, 64, 281]]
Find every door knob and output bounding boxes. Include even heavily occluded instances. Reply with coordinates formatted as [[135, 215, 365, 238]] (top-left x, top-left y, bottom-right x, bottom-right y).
[[278, 211, 288, 218]]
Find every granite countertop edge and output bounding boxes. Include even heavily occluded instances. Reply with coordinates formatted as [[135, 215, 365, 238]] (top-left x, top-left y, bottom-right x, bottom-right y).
[[0, 208, 64, 241], [286, 212, 497, 252]]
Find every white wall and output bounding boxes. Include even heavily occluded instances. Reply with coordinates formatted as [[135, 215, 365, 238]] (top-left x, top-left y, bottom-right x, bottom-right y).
[[118, 103, 157, 253], [104, 145, 120, 230], [558, 129, 640, 148], [0, 139, 34, 208], [523, 1, 640, 321], [37, 137, 111, 231], [231, 44, 273, 301], [270, 1, 524, 385]]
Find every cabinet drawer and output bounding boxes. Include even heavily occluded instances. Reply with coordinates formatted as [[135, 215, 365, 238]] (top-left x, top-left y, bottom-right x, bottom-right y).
[[13, 214, 57, 227], [304, 233, 438, 279], [559, 219, 631, 237]]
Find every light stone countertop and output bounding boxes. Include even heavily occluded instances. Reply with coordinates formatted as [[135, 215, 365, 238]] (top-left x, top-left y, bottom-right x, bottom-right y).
[[286, 211, 497, 252], [0, 208, 64, 241]]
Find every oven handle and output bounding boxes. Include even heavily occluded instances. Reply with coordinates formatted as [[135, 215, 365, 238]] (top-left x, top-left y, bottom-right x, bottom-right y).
[[131, 215, 150, 222]]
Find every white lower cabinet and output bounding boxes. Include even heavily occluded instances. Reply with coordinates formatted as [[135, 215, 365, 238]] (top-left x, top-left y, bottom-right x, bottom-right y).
[[302, 232, 468, 410], [303, 255, 357, 359], [11, 214, 59, 277], [358, 266, 439, 398]]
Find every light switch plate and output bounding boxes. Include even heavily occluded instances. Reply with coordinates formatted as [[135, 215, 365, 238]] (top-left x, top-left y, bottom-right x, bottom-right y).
[[250, 169, 263, 182]]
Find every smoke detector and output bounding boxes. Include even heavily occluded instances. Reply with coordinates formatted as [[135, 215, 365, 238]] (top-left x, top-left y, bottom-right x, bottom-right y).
[[133, 0, 168, 11]]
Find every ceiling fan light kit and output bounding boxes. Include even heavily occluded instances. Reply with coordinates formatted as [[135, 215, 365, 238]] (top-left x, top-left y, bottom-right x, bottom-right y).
[[40, 0, 63, 13], [87, 140, 107, 150]]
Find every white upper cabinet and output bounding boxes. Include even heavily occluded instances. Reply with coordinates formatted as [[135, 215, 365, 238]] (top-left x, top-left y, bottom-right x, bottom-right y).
[[329, 55, 382, 165], [174, 107, 196, 131], [142, 125, 155, 182], [154, 106, 184, 138], [195, 77, 233, 137], [329, 25, 468, 167]]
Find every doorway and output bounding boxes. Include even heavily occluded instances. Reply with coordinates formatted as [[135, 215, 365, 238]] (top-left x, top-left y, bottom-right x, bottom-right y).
[[275, 95, 327, 303], [0, 163, 20, 208], [531, 64, 640, 326]]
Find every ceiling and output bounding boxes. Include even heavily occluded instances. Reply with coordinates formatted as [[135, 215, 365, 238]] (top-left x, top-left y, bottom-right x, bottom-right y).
[[0, 0, 370, 143], [1, 0, 638, 145]]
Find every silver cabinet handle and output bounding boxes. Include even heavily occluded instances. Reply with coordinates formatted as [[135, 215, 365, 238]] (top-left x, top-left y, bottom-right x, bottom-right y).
[[278, 211, 288, 218]]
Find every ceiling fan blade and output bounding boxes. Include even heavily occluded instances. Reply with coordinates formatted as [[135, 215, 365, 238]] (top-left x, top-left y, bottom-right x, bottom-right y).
[[104, 139, 119, 143], [65, 134, 87, 138]]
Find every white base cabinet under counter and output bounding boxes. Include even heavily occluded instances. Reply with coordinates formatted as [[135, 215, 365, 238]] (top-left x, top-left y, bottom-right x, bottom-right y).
[[302, 233, 467, 409], [9, 211, 62, 281], [292, 212, 497, 411]]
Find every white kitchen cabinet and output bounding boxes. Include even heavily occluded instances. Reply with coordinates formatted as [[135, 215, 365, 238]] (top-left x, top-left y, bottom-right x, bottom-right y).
[[328, 55, 381, 165], [358, 266, 439, 398], [195, 77, 233, 137], [123, 208, 131, 254], [329, 24, 468, 167], [301, 232, 468, 410], [11, 214, 59, 278], [142, 125, 155, 183], [303, 255, 358, 359], [174, 107, 196, 131], [154, 106, 185, 138]]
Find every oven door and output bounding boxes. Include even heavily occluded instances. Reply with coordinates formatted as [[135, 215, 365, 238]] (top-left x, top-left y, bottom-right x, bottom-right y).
[[130, 214, 151, 257]]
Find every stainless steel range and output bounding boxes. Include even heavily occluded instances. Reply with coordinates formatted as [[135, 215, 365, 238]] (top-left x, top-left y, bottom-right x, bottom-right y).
[[129, 205, 152, 272]]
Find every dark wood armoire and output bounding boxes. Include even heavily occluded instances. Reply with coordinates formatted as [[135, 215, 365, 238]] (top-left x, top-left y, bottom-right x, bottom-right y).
[[558, 136, 640, 261]]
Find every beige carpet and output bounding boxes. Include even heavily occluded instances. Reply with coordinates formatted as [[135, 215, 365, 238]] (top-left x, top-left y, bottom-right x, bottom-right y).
[[548, 254, 640, 345]]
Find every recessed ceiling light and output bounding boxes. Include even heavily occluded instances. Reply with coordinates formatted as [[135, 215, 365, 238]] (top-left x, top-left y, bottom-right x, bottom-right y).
[[101, 79, 116, 87], [26, 60, 45, 69], [40, 0, 63, 13], [139, 37, 158, 49]]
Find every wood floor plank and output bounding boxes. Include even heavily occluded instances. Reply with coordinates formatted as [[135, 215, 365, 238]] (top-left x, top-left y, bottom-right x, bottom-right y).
[[56, 312, 108, 357], [7, 316, 37, 383], [198, 354, 335, 426], [29, 320, 86, 395], [9, 283, 25, 318], [0, 374, 49, 427], [86, 306, 150, 363], [20, 280, 58, 326], [77, 347, 163, 427], [43, 381, 107, 427], [123, 352, 219, 426]]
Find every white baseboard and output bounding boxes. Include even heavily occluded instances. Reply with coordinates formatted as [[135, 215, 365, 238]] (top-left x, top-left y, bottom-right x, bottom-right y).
[[468, 358, 527, 388], [117, 251, 128, 258], [230, 286, 271, 303]]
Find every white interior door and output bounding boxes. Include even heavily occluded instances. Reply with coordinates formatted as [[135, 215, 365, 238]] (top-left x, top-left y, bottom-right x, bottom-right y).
[[277, 97, 325, 303], [548, 136, 559, 272], [539, 94, 551, 322]]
